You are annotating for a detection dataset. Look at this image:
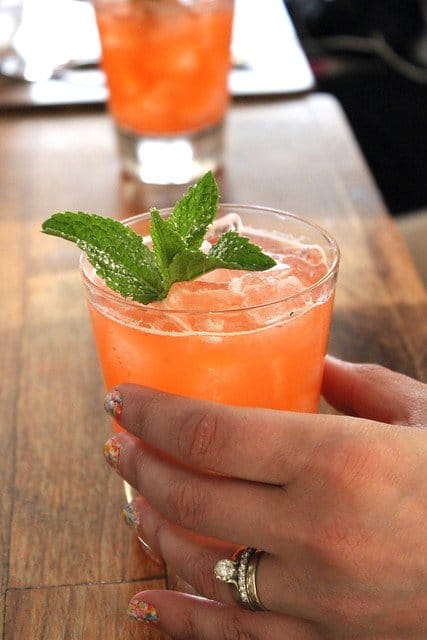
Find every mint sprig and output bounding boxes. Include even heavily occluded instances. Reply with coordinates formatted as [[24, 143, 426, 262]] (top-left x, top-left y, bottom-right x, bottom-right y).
[[42, 171, 276, 304], [168, 170, 219, 249]]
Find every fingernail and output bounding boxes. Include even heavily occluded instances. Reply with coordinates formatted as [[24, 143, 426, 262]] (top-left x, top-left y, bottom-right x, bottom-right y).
[[127, 598, 159, 624], [104, 389, 123, 420], [103, 435, 121, 470], [122, 502, 141, 529]]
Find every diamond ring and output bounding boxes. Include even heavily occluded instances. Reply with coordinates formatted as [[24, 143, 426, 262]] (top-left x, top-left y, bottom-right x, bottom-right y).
[[214, 547, 267, 611]]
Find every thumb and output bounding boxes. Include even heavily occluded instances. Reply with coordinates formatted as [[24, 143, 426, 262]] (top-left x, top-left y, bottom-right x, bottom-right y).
[[322, 356, 427, 427]]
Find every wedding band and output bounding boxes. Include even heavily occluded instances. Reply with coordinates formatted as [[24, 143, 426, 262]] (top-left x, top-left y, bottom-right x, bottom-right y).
[[245, 549, 267, 611], [214, 547, 267, 611]]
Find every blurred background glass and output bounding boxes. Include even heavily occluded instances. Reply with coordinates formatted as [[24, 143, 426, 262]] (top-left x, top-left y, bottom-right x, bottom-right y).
[[93, 0, 234, 185]]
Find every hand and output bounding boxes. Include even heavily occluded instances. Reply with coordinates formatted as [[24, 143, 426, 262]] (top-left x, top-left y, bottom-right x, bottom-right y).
[[103, 357, 427, 640]]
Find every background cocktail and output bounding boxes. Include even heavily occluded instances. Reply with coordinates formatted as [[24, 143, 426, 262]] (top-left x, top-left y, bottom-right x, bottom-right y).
[[81, 205, 339, 415], [94, 0, 234, 184]]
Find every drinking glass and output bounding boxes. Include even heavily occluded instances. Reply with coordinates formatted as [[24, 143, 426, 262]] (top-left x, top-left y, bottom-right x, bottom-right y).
[[93, 0, 234, 185], [80, 204, 339, 565]]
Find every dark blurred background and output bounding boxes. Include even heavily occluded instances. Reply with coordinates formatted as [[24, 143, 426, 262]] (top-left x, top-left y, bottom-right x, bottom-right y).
[[285, 0, 427, 217]]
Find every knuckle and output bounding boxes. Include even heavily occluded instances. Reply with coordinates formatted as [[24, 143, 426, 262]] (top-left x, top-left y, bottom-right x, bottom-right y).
[[316, 513, 359, 559], [132, 443, 149, 492], [220, 612, 257, 640], [353, 363, 427, 428], [183, 549, 219, 600], [352, 362, 400, 395], [132, 392, 162, 436], [180, 409, 224, 467], [354, 362, 387, 379], [177, 603, 258, 640], [304, 439, 378, 556], [150, 516, 170, 556], [173, 477, 205, 530], [180, 608, 199, 640], [334, 443, 375, 492], [307, 430, 376, 495], [352, 364, 425, 424]]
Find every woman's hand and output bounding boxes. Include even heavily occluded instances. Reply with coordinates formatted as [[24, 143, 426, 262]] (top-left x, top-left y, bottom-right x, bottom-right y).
[[103, 357, 427, 639]]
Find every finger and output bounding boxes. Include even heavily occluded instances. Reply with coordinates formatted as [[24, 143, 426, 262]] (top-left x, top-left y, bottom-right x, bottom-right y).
[[105, 432, 289, 551], [322, 356, 427, 426], [104, 384, 341, 484], [127, 496, 311, 617], [127, 590, 321, 640], [128, 496, 241, 606]]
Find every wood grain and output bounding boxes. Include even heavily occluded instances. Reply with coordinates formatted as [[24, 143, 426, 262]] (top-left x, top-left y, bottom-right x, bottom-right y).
[[5, 579, 169, 640], [9, 269, 162, 588], [0, 216, 25, 639], [1, 94, 426, 639]]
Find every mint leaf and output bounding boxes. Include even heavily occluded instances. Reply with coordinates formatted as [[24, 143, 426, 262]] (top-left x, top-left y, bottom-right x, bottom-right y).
[[150, 208, 186, 275], [168, 249, 222, 284], [166, 232, 276, 285], [168, 170, 218, 249], [209, 231, 276, 270], [41, 212, 165, 304]]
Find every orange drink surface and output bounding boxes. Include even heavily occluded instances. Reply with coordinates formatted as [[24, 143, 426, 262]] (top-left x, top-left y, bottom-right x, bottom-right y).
[[81, 206, 339, 414], [94, 0, 234, 134]]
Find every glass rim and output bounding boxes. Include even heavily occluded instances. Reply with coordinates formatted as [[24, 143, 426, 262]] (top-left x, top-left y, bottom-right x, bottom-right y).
[[79, 204, 340, 316]]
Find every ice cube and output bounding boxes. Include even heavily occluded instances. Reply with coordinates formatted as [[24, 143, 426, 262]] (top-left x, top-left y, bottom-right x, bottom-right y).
[[154, 278, 239, 312], [207, 213, 244, 242], [227, 264, 299, 306]]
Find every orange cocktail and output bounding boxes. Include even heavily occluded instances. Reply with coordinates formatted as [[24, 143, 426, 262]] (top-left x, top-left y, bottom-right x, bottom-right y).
[[94, 0, 234, 184], [81, 205, 339, 414]]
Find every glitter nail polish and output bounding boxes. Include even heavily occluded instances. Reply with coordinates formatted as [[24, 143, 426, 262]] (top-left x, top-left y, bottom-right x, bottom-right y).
[[104, 389, 123, 420], [103, 435, 121, 469], [127, 598, 159, 624], [122, 502, 141, 528]]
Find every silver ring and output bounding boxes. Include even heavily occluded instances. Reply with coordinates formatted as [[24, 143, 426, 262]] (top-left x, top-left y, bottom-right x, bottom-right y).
[[214, 547, 267, 611]]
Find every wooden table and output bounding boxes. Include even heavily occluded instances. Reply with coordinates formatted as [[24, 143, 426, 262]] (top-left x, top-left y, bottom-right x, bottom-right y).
[[1, 94, 426, 639]]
